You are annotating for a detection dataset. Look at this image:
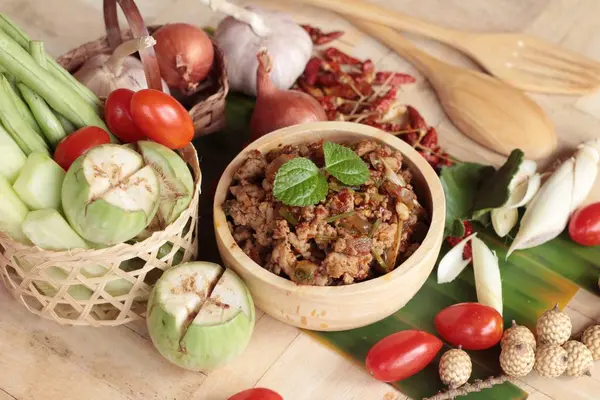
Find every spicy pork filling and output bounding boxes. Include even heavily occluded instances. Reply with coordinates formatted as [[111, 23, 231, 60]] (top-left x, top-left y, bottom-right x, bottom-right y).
[[223, 139, 429, 286]]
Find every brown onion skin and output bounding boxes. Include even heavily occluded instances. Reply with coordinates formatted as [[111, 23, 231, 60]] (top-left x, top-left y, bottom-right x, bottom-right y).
[[250, 50, 327, 141], [153, 23, 214, 93]]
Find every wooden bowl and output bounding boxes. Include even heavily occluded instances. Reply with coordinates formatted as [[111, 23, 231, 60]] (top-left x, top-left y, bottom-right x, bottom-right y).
[[213, 121, 445, 331]]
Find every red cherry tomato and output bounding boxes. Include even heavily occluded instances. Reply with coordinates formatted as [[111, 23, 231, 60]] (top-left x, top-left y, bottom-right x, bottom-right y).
[[53, 126, 111, 170], [105, 88, 145, 143], [434, 303, 503, 350], [228, 388, 283, 400], [569, 202, 600, 246], [365, 330, 443, 382], [130, 89, 194, 149]]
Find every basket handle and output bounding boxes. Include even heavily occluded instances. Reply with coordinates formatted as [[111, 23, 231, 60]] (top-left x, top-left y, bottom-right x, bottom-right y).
[[103, 0, 163, 91]]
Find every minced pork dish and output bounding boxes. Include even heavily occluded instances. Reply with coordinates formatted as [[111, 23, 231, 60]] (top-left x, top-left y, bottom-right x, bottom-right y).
[[223, 139, 429, 286]]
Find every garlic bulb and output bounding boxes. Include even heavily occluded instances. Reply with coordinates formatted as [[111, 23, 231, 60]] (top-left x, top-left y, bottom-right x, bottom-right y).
[[208, 0, 312, 96], [74, 36, 169, 98]]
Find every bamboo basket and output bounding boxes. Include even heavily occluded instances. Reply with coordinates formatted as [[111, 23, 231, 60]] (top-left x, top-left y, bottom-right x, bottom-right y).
[[56, 0, 229, 137], [0, 0, 202, 327]]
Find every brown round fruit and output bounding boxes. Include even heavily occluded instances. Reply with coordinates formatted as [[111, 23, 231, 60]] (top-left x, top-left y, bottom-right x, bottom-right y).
[[563, 340, 594, 377], [534, 343, 568, 378], [439, 348, 472, 388], [500, 342, 535, 377], [581, 325, 600, 361], [536, 304, 572, 346], [501, 320, 536, 351]]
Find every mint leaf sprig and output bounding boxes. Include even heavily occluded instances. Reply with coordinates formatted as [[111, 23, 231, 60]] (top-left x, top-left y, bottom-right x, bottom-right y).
[[273, 142, 370, 206]]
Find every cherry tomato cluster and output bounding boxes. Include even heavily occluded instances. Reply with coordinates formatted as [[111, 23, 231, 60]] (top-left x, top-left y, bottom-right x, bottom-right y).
[[106, 88, 194, 149], [53, 89, 194, 171], [366, 303, 503, 383]]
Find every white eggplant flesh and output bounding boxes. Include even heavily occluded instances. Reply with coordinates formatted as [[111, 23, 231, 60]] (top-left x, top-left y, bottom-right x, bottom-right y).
[[0, 122, 26, 183], [570, 144, 599, 213], [62, 144, 160, 245], [437, 233, 476, 284], [472, 237, 503, 315], [0, 174, 30, 244], [507, 158, 574, 257], [137, 141, 195, 234], [12, 152, 65, 210], [21, 208, 134, 296], [147, 262, 255, 372], [491, 207, 518, 238]]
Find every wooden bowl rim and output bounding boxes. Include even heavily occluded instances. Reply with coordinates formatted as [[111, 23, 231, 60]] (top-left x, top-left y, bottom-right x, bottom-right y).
[[213, 121, 445, 295]]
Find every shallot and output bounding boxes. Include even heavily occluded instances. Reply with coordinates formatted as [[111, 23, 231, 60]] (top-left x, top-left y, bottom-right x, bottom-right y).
[[250, 49, 326, 140], [152, 23, 214, 94]]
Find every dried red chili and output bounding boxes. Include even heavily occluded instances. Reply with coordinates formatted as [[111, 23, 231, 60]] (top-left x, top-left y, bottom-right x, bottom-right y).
[[406, 105, 428, 132], [293, 29, 452, 172], [303, 57, 323, 85], [323, 47, 361, 66], [421, 127, 438, 148], [301, 24, 345, 45], [296, 78, 325, 99], [369, 88, 398, 113], [446, 221, 474, 260], [374, 71, 416, 86]]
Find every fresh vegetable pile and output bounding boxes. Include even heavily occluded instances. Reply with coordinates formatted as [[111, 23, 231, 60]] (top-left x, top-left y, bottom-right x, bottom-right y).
[[0, 15, 198, 299]]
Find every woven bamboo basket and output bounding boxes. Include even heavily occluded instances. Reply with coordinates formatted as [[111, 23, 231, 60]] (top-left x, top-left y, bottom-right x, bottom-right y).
[[0, 144, 200, 327], [56, 0, 229, 137], [0, 0, 203, 327]]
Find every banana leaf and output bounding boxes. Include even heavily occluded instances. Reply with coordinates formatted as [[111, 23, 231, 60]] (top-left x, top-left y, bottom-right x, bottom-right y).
[[194, 93, 600, 400]]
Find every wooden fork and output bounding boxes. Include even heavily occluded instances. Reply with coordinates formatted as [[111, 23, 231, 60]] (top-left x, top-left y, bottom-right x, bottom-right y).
[[298, 0, 600, 94]]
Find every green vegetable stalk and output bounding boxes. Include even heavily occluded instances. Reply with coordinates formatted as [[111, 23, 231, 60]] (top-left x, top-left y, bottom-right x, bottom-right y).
[[0, 28, 112, 137], [17, 41, 67, 147], [2, 72, 42, 136], [0, 75, 49, 155], [0, 13, 102, 113], [54, 111, 76, 135]]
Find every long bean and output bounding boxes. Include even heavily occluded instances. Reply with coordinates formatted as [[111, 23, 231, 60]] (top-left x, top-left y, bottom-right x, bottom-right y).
[[2, 72, 42, 135], [19, 41, 67, 147], [18, 84, 66, 148], [0, 75, 49, 155], [0, 29, 111, 136], [0, 13, 102, 113], [54, 111, 76, 134]]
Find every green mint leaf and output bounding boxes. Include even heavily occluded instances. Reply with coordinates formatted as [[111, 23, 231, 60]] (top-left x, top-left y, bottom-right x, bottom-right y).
[[273, 157, 328, 206], [440, 163, 495, 237], [472, 149, 525, 218], [323, 142, 370, 186]]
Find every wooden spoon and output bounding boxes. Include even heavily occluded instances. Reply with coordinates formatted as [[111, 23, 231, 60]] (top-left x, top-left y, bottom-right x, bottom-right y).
[[349, 18, 557, 160], [297, 0, 600, 94]]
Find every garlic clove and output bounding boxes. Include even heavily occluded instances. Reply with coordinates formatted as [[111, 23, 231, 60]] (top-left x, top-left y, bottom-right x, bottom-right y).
[[505, 173, 541, 210], [437, 233, 476, 284], [491, 207, 518, 238], [472, 237, 503, 316], [570, 143, 599, 214], [507, 158, 575, 257]]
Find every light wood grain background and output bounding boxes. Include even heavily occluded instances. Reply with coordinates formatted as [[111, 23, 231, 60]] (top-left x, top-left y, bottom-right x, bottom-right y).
[[1, 1, 599, 399]]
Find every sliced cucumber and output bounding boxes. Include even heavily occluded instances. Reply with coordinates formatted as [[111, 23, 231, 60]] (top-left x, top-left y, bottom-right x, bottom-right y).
[[22, 208, 134, 296], [0, 121, 26, 183], [0, 174, 29, 243], [22, 209, 87, 250], [13, 152, 65, 210]]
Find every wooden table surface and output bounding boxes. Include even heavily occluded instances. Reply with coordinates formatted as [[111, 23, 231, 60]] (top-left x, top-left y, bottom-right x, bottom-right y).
[[1, 0, 600, 399]]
